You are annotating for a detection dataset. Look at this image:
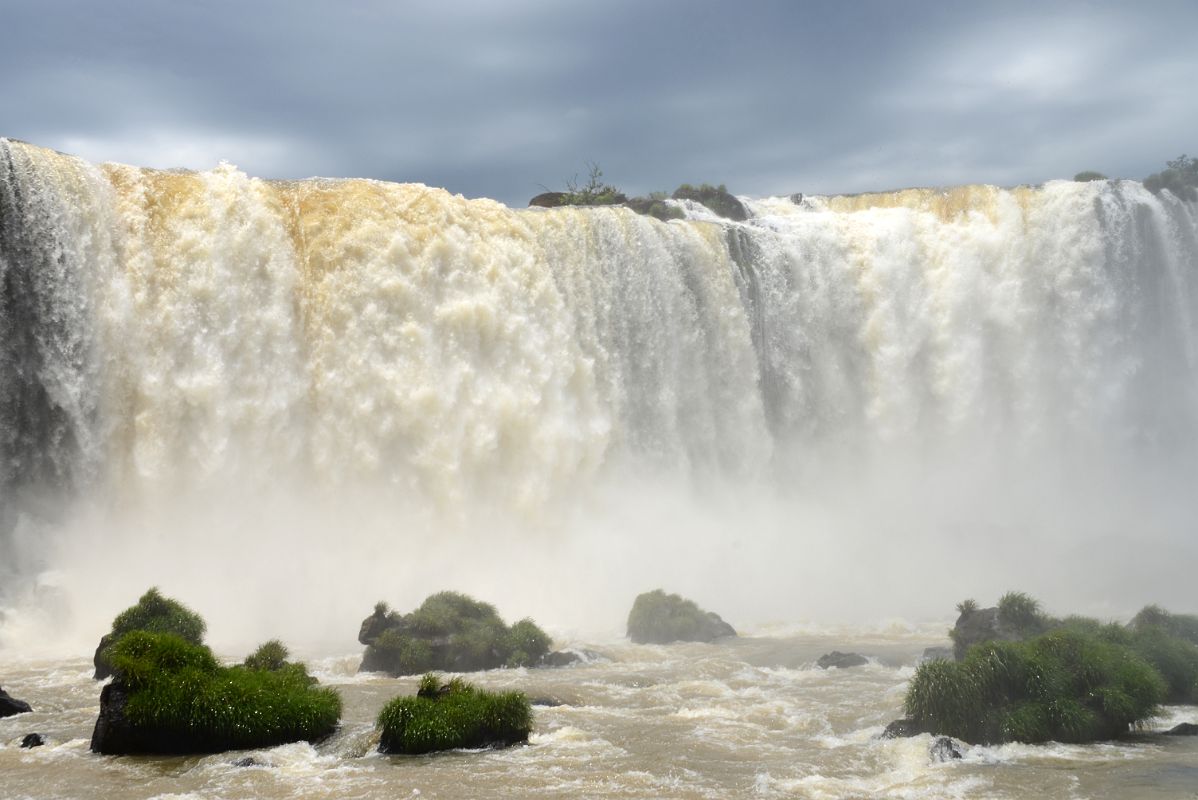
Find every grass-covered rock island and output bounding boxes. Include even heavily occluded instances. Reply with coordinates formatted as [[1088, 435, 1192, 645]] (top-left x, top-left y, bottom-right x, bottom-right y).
[[89, 590, 341, 755], [358, 592, 552, 675], [898, 592, 1198, 745], [626, 589, 736, 644], [376, 673, 532, 754]]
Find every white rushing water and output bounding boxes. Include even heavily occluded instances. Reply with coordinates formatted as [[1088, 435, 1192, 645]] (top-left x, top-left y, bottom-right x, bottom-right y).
[[1, 138, 1197, 652]]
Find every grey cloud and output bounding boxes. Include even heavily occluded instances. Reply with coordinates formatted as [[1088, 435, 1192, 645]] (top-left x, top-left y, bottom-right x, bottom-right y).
[[2, 0, 1197, 205]]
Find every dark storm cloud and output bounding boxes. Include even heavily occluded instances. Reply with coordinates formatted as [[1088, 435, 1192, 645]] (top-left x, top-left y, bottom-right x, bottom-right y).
[[2, 0, 1197, 205]]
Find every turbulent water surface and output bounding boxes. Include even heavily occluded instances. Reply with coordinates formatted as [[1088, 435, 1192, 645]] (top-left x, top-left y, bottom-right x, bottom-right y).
[[1, 139, 1197, 797], [2, 632, 1196, 800]]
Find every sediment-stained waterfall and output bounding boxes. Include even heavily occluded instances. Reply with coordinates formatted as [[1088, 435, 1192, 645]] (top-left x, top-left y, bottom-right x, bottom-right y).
[[1, 137, 1197, 643], [4, 138, 1195, 503]]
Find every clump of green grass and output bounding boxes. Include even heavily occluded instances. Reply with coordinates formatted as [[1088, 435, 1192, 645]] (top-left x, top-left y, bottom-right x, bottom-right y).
[[376, 674, 531, 754], [94, 588, 207, 679], [905, 629, 1164, 744], [359, 592, 552, 675], [94, 631, 341, 754], [997, 591, 1050, 636], [243, 639, 290, 672], [626, 589, 735, 644]]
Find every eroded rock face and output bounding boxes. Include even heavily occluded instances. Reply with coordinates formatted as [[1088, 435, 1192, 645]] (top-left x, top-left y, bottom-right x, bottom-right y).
[[90, 681, 134, 754], [817, 651, 869, 669], [0, 686, 32, 718], [626, 590, 736, 644], [951, 606, 1021, 660]]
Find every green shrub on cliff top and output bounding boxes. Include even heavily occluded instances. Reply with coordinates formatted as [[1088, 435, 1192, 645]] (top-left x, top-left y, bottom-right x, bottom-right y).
[[103, 631, 341, 754], [905, 629, 1164, 744], [376, 674, 531, 754]]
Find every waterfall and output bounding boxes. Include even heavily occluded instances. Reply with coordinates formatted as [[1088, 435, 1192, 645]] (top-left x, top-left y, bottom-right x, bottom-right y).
[[2, 139, 1197, 508], [1, 138, 1196, 641]]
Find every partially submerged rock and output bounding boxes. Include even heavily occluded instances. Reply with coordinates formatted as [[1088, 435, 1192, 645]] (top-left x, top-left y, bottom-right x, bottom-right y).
[[880, 718, 925, 739], [1166, 722, 1198, 736], [626, 589, 736, 644], [817, 651, 868, 669], [377, 674, 531, 755], [0, 686, 32, 717], [358, 593, 552, 676], [929, 736, 963, 761], [20, 733, 45, 748]]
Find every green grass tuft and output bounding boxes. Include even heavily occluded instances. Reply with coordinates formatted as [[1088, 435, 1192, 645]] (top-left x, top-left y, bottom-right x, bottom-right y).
[[377, 674, 531, 754], [243, 639, 290, 672]]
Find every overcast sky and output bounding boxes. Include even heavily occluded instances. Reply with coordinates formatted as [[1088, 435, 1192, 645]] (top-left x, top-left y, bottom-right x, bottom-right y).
[[2, 0, 1196, 206]]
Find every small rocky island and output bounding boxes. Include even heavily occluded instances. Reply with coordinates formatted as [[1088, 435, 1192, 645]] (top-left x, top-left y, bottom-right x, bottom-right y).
[[89, 589, 341, 755], [626, 589, 736, 644], [357, 592, 553, 675], [376, 673, 532, 754], [888, 592, 1198, 745]]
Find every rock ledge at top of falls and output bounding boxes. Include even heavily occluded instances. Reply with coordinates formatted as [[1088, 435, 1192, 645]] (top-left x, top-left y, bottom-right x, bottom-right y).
[[626, 589, 736, 645]]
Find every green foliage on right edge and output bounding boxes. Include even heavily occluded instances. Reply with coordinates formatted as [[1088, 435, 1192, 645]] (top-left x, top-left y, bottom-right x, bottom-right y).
[[1144, 154, 1198, 201], [376, 674, 531, 754], [905, 630, 1164, 744], [105, 631, 341, 753]]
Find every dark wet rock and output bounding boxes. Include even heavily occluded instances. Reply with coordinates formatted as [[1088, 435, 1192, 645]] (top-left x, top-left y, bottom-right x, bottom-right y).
[[789, 192, 804, 205], [920, 646, 953, 663], [93, 633, 115, 680], [1166, 722, 1198, 736], [529, 191, 567, 208], [626, 589, 736, 644], [358, 604, 396, 646], [538, 648, 605, 668], [0, 686, 32, 717], [951, 606, 1020, 660], [930, 735, 963, 761], [91, 681, 134, 753], [880, 718, 926, 739], [817, 651, 869, 669], [20, 733, 45, 748], [232, 756, 264, 767], [530, 696, 565, 708]]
